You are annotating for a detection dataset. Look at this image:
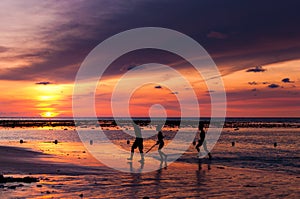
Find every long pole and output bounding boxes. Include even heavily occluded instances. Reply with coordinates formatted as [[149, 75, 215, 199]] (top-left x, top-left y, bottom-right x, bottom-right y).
[[145, 143, 157, 153]]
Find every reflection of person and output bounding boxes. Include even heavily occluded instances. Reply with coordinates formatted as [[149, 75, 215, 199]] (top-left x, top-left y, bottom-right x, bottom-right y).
[[197, 158, 211, 171], [195, 122, 212, 159], [156, 126, 167, 161], [128, 160, 144, 173], [127, 123, 144, 162]]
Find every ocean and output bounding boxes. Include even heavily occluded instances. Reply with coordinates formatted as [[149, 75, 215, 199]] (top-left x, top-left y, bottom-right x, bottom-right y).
[[0, 117, 299, 174], [0, 117, 299, 198]]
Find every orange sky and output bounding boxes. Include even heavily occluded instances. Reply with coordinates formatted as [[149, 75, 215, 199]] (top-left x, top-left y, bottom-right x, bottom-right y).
[[0, 59, 299, 118]]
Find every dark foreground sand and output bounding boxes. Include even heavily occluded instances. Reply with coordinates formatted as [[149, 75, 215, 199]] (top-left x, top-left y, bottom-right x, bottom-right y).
[[0, 143, 299, 198]]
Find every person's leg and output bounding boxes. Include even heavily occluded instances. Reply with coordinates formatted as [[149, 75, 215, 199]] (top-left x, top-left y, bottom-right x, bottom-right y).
[[195, 142, 200, 152], [158, 142, 163, 160], [128, 140, 138, 160], [158, 142, 167, 160], [128, 150, 134, 160], [203, 140, 212, 159], [203, 140, 208, 153], [196, 139, 203, 157], [138, 140, 144, 162], [196, 139, 203, 152], [158, 150, 164, 160], [139, 152, 144, 162]]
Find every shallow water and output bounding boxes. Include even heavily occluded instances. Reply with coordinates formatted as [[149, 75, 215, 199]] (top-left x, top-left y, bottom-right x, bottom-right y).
[[0, 126, 299, 198], [0, 127, 299, 173]]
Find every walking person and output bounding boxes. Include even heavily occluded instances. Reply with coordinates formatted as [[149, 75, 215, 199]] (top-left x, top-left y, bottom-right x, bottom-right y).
[[127, 123, 144, 162], [156, 124, 167, 161], [195, 122, 212, 159]]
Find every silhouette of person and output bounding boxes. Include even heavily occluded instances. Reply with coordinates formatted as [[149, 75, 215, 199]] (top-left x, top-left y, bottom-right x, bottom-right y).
[[127, 123, 144, 162], [156, 125, 167, 161], [195, 122, 212, 159]]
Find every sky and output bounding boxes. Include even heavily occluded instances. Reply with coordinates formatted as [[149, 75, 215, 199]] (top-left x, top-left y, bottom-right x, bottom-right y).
[[0, 0, 299, 117]]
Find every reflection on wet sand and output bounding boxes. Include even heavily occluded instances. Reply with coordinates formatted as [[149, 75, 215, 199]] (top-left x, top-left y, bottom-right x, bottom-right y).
[[1, 126, 300, 198]]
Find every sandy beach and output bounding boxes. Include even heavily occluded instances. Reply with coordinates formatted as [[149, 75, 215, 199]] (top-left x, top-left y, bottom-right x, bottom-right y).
[[0, 132, 299, 199]]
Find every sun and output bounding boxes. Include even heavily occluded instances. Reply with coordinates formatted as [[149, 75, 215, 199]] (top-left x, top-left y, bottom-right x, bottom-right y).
[[41, 111, 57, 118]]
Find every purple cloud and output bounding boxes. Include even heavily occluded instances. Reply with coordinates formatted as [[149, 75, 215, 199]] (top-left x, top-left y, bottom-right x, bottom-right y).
[[35, 81, 52, 85], [282, 78, 294, 83], [207, 31, 227, 39], [268, 84, 280, 88], [0, 0, 300, 83], [246, 66, 266, 73], [248, 81, 258, 85], [0, 46, 9, 53]]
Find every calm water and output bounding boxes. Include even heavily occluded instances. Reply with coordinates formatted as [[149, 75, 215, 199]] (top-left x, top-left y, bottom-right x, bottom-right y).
[[0, 118, 299, 198], [0, 125, 299, 174]]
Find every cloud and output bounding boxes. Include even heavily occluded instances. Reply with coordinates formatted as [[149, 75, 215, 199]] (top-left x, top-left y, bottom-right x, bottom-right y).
[[170, 91, 178, 95], [0, 46, 9, 53], [154, 85, 162, 89], [35, 81, 52, 85], [120, 64, 137, 72], [282, 78, 294, 83], [268, 84, 280, 88], [0, 0, 129, 82], [246, 66, 266, 73], [248, 81, 258, 85], [1, 0, 300, 82], [207, 31, 227, 39]]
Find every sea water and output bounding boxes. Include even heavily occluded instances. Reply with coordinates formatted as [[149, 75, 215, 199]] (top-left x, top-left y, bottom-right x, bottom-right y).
[[0, 118, 299, 174]]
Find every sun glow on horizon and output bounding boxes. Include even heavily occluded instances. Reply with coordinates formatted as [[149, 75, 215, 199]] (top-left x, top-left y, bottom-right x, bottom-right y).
[[40, 111, 59, 118]]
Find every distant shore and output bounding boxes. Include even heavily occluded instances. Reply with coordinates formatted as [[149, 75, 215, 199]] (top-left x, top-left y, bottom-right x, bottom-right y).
[[0, 117, 299, 128]]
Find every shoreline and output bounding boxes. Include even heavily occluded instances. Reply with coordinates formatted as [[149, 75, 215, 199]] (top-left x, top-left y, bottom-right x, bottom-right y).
[[0, 143, 299, 198], [1, 142, 298, 176], [0, 145, 107, 176]]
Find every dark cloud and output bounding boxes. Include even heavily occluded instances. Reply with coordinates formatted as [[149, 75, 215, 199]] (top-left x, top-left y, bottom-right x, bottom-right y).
[[0, 46, 9, 53], [155, 85, 162, 89], [1, 0, 300, 82], [207, 31, 227, 39], [35, 81, 52, 85], [246, 66, 266, 73], [204, 90, 216, 97], [248, 81, 258, 85], [128, 65, 136, 71], [170, 91, 179, 95], [282, 78, 294, 83], [268, 84, 280, 88]]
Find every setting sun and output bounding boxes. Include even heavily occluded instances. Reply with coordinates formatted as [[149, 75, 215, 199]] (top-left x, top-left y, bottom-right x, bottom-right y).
[[40, 111, 58, 118]]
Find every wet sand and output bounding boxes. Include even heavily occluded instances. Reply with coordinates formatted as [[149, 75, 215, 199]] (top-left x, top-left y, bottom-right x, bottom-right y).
[[0, 142, 299, 198], [0, 143, 106, 175]]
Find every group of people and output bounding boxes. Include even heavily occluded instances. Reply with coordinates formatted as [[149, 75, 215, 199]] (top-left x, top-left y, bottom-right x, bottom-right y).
[[127, 123, 167, 162], [127, 122, 211, 162]]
